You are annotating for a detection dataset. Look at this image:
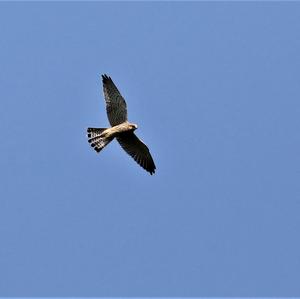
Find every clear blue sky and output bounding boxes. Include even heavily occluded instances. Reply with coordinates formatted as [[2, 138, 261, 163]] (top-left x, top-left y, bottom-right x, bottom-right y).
[[0, 2, 299, 297]]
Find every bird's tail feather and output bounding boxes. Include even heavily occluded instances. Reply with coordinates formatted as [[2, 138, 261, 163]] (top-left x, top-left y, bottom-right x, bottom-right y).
[[87, 128, 113, 153]]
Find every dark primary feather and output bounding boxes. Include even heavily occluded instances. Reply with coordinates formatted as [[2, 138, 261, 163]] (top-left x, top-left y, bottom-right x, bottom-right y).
[[102, 74, 128, 126], [117, 132, 156, 175]]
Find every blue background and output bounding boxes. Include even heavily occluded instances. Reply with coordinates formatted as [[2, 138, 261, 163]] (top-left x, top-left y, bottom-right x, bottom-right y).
[[0, 2, 299, 296]]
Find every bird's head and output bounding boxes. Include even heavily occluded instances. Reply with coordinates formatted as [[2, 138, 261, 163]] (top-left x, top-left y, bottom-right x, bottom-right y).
[[130, 123, 138, 131]]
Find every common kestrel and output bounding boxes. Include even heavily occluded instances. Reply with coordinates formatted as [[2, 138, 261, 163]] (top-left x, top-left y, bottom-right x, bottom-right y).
[[87, 74, 156, 175]]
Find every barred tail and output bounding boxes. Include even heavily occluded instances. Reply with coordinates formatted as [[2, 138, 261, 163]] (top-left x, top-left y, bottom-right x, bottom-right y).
[[87, 128, 113, 153]]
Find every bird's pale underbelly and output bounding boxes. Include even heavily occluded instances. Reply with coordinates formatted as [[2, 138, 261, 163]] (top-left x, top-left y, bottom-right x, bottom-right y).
[[102, 122, 136, 139]]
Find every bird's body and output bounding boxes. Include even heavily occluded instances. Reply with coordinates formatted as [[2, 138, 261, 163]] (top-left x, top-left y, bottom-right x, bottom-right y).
[[87, 75, 156, 175], [99, 122, 137, 139]]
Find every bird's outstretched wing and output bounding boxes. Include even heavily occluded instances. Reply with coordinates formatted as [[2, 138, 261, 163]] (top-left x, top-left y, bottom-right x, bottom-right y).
[[117, 132, 156, 175], [102, 74, 127, 126]]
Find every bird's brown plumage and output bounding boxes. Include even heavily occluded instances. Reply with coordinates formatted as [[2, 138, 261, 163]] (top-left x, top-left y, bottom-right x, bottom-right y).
[[87, 74, 156, 175]]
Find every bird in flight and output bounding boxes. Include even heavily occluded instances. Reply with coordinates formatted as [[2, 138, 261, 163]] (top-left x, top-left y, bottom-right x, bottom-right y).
[[87, 74, 156, 175]]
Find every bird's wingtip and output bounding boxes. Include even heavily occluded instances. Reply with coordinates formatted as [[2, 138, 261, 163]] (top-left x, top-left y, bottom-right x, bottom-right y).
[[149, 167, 156, 175], [101, 74, 111, 83]]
